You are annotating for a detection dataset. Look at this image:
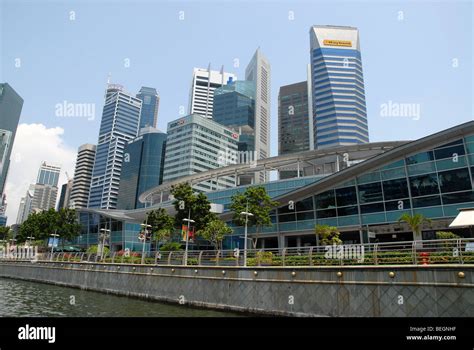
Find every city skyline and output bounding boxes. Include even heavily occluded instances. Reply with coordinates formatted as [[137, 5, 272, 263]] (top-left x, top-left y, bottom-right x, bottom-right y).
[[1, 0, 472, 224]]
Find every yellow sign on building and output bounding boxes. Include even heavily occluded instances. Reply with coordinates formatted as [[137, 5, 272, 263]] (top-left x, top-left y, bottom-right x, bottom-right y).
[[323, 40, 352, 47]]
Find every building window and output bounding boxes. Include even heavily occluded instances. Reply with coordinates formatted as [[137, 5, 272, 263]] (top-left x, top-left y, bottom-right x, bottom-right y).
[[434, 144, 465, 160], [337, 206, 358, 216], [360, 202, 385, 214], [412, 195, 441, 208], [315, 190, 335, 209], [409, 173, 439, 197], [335, 186, 357, 207], [406, 151, 435, 165], [438, 168, 471, 193], [358, 182, 383, 203], [442, 191, 474, 205], [385, 199, 411, 211], [316, 209, 337, 218], [382, 178, 409, 200]]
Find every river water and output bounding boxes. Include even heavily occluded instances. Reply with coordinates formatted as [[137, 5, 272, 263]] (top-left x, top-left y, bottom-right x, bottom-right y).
[[0, 277, 239, 317]]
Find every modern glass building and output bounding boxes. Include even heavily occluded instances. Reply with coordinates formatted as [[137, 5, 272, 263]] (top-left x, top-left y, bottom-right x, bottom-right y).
[[0, 83, 23, 198], [74, 121, 474, 251], [117, 127, 167, 210], [29, 162, 61, 214], [188, 67, 236, 118], [278, 80, 313, 156], [162, 114, 239, 192], [57, 179, 73, 210], [88, 84, 141, 209], [245, 48, 271, 176], [136, 87, 159, 129], [309, 25, 369, 149], [213, 79, 256, 153], [70, 144, 96, 209]]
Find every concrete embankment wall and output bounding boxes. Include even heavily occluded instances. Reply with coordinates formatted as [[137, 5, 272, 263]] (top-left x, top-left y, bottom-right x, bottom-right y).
[[0, 261, 472, 317]]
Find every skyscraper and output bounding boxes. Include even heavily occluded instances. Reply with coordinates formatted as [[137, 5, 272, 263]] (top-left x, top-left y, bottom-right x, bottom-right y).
[[245, 48, 271, 181], [309, 25, 369, 149], [278, 79, 313, 155], [188, 67, 236, 118], [31, 162, 61, 212], [136, 87, 159, 129], [117, 127, 167, 210], [0, 194, 7, 227], [88, 84, 142, 209], [16, 185, 35, 224], [163, 114, 239, 192], [57, 179, 73, 210], [70, 144, 96, 209], [213, 79, 256, 153], [0, 83, 23, 197]]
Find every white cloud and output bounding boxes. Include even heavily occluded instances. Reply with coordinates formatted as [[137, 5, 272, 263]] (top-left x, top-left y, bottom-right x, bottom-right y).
[[4, 123, 77, 225]]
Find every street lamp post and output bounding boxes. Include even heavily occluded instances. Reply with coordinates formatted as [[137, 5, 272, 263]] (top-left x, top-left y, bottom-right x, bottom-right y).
[[182, 209, 195, 266], [26, 236, 35, 247], [50, 232, 59, 261], [140, 223, 152, 265], [99, 228, 111, 261], [240, 202, 254, 267]]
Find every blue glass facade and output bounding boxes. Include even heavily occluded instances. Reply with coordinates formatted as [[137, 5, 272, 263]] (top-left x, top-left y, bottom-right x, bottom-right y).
[[88, 86, 141, 209], [37, 166, 60, 186], [136, 87, 159, 129], [117, 130, 167, 210], [225, 134, 474, 245], [72, 212, 149, 252], [76, 124, 474, 250], [310, 27, 369, 149], [0, 83, 23, 196], [213, 80, 255, 152]]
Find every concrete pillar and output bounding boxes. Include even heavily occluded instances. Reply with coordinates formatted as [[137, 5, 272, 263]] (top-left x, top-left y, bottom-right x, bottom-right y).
[[296, 236, 302, 248], [278, 235, 286, 249]]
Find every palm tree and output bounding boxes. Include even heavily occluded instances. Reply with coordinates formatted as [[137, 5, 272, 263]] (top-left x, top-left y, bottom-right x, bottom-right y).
[[398, 213, 432, 241]]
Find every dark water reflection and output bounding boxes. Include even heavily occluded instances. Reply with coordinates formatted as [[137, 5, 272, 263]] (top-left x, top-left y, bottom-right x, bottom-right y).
[[0, 278, 240, 317]]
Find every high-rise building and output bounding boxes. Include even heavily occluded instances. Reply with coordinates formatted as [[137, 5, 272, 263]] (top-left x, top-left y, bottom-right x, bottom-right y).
[[278, 79, 313, 155], [57, 179, 73, 210], [30, 162, 61, 213], [245, 48, 271, 182], [188, 67, 236, 118], [117, 127, 167, 210], [136, 87, 159, 129], [163, 114, 239, 192], [0, 83, 23, 197], [16, 185, 34, 224], [213, 79, 256, 153], [0, 194, 7, 227], [88, 84, 142, 209], [309, 25, 369, 149], [70, 144, 96, 209]]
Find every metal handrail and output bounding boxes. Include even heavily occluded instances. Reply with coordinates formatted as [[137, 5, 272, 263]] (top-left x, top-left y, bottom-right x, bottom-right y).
[[1, 238, 473, 267]]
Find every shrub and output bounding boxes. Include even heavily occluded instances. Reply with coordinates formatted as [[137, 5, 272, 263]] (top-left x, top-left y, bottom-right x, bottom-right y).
[[160, 242, 182, 251], [87, 245, 109, 256]]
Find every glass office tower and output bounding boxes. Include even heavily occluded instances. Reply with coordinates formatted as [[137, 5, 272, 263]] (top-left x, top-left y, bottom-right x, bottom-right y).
[[88, 84, 141, 209], [213, 79, 256, 153], [136, 87, 159, 129], [117, 127, 167, 210], [0, 83, 23, 197], [309, 25, 369, 149]]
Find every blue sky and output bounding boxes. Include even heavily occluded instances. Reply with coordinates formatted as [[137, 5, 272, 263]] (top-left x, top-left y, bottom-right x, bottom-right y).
[[0, 0, 473, 222]]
